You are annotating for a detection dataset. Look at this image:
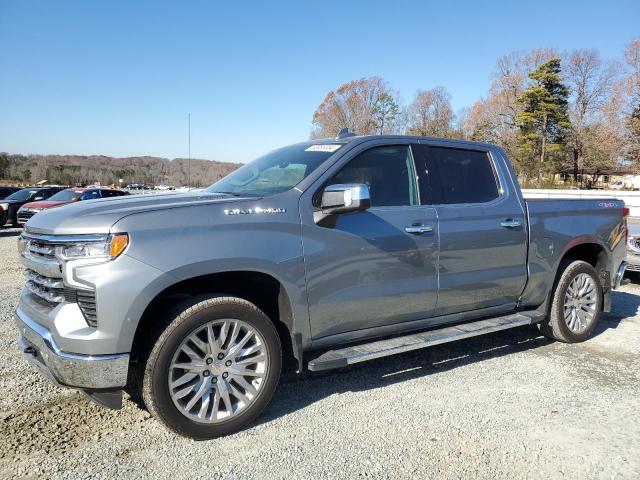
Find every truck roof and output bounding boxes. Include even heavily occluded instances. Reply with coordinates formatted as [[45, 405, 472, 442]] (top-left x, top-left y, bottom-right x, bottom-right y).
[[313, 134, 496, 150]]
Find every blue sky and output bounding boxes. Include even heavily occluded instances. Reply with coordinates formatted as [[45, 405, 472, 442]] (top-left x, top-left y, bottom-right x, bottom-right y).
[[1, 1, 638, 164]]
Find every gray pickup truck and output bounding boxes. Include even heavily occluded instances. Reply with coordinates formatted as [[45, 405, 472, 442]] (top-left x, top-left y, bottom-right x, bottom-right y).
[[15, 135, 628, 439]]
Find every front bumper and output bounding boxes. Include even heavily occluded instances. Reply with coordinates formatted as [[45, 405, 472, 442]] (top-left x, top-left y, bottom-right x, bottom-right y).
[[15, 307, 129, 390]]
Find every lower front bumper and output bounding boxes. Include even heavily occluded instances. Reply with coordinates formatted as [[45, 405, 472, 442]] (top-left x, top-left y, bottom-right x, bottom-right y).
[[15, 307, 129, 390]]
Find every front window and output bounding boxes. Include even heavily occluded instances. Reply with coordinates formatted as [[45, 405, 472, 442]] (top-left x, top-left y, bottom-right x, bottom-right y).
[[327, 146, 419, 207], [48, 189, 84, 202], [207, 142, 344, 196]]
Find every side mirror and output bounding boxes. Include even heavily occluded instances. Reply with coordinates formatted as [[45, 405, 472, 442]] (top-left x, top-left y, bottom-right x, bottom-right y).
[[321, 183, 370, 215]]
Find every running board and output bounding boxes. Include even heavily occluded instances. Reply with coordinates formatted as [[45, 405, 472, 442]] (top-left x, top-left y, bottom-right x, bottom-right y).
[[307, 313, 534, 372]]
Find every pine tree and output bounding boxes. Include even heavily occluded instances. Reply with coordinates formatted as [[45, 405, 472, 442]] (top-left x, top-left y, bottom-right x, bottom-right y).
[[516, 59, 571, 185], [626, 103, 640, 163]]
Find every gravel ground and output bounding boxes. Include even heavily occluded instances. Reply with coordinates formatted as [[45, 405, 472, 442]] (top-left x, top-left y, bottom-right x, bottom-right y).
[[1, 227, 639, 479]]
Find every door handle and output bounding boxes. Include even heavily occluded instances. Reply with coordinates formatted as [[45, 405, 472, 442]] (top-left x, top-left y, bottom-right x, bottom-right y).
[[405, 225, 433, 234], [500, 219, 522, 228]]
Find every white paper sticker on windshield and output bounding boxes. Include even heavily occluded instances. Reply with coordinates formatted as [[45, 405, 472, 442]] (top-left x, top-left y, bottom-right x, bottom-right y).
[[305, 144, 342, 152]]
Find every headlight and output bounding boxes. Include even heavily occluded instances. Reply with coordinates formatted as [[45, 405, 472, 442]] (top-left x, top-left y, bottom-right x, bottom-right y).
[[0, 202, 8, 211], [58, 233, 129, 260]]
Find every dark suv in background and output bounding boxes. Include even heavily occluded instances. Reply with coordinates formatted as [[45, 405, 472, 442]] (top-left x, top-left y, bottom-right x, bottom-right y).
[[0, 187, 22, 199], [0, 187, 65, 227]]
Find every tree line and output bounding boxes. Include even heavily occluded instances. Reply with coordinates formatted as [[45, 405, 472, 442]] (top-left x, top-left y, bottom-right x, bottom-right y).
[[0, 153, 239, 187], [311, 38, 640, 188]]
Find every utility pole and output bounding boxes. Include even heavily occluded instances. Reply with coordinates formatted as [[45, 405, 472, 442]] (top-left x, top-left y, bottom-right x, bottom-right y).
[[188, 113, 191, 189]]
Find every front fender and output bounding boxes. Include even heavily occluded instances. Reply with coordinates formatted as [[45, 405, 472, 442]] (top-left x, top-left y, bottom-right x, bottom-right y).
[[111, 193, 310, 351]]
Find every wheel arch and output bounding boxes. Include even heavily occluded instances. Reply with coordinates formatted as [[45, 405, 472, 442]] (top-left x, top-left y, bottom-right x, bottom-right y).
[[128, 269, 303, 377], [556, 239, 610, 283]]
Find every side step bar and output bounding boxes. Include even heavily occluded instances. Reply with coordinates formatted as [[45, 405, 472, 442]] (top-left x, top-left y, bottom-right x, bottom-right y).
[[307, 313, 534, 372]]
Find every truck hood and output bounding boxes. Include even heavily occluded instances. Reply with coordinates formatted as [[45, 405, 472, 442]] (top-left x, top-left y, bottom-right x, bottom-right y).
[[24, 192, 251, 235]]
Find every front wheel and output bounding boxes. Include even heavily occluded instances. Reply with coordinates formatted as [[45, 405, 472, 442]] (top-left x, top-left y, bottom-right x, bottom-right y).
[[538, 260, 603, 343], [142, 296, 282, 439]]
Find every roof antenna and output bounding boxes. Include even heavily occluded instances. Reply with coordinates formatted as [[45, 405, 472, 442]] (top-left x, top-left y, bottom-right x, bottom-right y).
[[336, 128, 356, 140]]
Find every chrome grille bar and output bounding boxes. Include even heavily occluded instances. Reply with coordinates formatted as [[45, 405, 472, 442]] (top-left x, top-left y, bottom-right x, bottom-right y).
[[21, 231, 108, 244], [24, 269, 64, 290], [19, 252, 62, 278], [27, 242, 56, 257], [26, 280, 65, 304]]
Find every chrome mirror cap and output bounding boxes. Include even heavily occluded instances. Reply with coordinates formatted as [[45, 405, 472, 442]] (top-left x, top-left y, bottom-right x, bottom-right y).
[[320, 184, 371, 215]]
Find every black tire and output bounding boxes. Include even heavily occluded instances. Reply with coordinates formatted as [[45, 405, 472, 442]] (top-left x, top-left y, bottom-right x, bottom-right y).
[[537, 260, 603, 343], [142, 295, 282, 439]]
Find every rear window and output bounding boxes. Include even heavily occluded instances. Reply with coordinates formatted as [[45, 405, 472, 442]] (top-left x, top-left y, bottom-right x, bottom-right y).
[[428, 147, 499, 204]]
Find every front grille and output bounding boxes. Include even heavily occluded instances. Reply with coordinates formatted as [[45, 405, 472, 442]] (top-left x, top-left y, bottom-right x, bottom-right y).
[[21, 234, 98, 328], [18, 210, 37, 223]]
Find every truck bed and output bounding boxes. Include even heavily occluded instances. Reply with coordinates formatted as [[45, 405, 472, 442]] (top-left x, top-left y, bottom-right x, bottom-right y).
[[521, 197, 627, 308]]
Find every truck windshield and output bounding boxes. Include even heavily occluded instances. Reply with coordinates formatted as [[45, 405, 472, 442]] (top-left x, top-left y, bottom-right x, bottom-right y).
[[207, 142, 343, 196]]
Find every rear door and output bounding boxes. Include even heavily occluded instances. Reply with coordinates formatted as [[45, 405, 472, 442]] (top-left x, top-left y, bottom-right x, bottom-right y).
[[414, 143, 527, 315]]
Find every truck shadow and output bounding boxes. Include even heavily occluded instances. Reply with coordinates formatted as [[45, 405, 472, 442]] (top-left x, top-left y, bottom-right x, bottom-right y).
[[259, 291, 636, 427], [599, 290, 640, 329], [260, 325, 549, 427]]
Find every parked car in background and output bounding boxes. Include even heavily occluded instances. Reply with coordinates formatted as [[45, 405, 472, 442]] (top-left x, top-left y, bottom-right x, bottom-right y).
[[0, 186, 22, 199], [0, 187, 65, 227], [626, 223, 640, 275], [17, 187, 130, 224], [127, 183, 153, 190]]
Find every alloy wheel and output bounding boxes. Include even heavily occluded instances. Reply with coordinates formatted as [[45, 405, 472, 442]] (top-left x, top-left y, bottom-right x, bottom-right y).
[[168, 319, 268, 423]]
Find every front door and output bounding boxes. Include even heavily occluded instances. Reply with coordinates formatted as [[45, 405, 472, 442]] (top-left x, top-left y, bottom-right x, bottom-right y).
[[301, 144, 439, 340]]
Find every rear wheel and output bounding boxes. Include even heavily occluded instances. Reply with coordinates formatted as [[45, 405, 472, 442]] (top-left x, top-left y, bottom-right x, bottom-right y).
[[142, 296, 282, 439], [538, 260, 603, 343]]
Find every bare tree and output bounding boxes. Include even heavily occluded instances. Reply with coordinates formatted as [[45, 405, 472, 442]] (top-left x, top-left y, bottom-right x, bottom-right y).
[[623, 39, 640, 163], [311, 77, 400, 138], [565, 49, 619, 180], [406, 87, 454, 137]]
